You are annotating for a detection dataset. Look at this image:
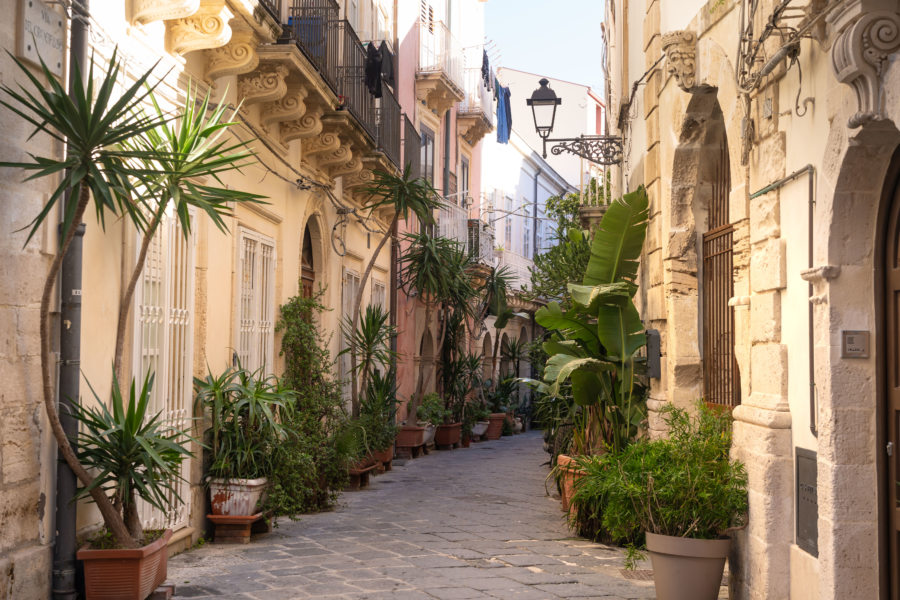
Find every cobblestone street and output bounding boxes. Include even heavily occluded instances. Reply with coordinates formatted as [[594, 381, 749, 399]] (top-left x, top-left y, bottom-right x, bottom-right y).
[[167, 431, 662, 599]]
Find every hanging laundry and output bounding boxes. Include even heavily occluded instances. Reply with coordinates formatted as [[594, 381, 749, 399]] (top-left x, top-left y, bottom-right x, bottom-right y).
[[481, 49, 490, 89], [365, 43, 382, 98], [379, 41, 395, 89], [496, 84, 511, 144]]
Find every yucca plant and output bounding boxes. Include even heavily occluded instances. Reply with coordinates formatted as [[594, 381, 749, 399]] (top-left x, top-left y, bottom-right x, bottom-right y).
[[347, 167, 444, 416], [340, 303, 397, 408], [72, 369, 193, 541]]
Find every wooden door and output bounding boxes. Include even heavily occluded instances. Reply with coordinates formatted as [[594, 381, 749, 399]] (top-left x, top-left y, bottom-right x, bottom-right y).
[[885, 152, 900, 599]]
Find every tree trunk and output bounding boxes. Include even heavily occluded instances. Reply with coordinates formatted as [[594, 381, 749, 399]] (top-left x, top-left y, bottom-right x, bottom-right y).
[[124, 489, 143, 541], [40, 184, 137, 548], [349, 214, 398, 418], [114, 209, 163, 387], [491, 327, 501, 390]]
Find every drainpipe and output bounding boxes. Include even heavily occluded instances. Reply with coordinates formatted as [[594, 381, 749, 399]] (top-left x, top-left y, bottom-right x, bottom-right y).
[[443, 110, 451, 197], [750, 164, 817, 437], [389, 218, 399, 355], [53, 1, 89, 598]]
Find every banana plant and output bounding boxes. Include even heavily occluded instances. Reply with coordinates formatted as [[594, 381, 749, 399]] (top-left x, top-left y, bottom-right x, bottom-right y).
[[534, 186, 650, 454]]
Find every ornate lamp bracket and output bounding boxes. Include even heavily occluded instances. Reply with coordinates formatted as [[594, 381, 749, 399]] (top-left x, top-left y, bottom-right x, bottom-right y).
[[543, 135, 624, 166], [661, 30, 698, 93], [829, 2, 900, 128]]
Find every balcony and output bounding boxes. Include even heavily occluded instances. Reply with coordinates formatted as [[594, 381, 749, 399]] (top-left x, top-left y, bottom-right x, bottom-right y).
[[402, 115, 421, 177], [467, 219, 494, 266], [497, 249, 532, 292], [415, 20, 465, 116], [457, 50, 494, 146], [437, 201, 468, 246]]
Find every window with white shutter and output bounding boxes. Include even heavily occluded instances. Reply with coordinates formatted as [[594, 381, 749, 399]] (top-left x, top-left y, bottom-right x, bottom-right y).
[[372, 279, 386, 310], [235, 229, 276, 374], [132, 210, 195, 531], [340, 268, 361, 402]]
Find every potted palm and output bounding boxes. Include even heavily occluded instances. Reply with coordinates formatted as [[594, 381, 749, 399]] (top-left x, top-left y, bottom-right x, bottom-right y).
[[194, 365, 293, 516], [361, 368, 400, 471], [416, 392, 447, 447], [572, 403, 748, 600], [73, 370, 193, 600]]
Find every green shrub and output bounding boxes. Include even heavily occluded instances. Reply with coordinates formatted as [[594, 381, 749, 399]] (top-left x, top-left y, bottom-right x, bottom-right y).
[[417, 392, 451, 424], [501, 418, 513, 436], [571, 402, 748, 542]]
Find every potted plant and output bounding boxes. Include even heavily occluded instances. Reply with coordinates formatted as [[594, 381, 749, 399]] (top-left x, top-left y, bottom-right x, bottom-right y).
[[484, 377, 516, 440], [572, 402, 748, 600], [361, 368, 399, 470], [417, 392, 448, 447], [73, 370, 193, 600], [194, 364, 293, 516]]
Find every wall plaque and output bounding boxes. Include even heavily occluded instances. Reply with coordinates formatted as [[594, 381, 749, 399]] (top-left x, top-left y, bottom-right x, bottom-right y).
[[841, 330, 870, 358], [19, 0, 66, 79], [796, 448, 818, 557]]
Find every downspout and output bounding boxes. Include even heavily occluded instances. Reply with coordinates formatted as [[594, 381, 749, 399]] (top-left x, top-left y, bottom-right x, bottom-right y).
[[750, 164, 817, 437], [443, 110, 451, 196], [53, 1, 89, 598], [532, 168, 541, 259], [389, 218, 399, 355]]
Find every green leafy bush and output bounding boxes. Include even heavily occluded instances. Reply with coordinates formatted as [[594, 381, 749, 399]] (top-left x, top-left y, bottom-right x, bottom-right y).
[[359, 368, 399, 452], [571, 402, 748, 542], [417, 392, 451, 424]]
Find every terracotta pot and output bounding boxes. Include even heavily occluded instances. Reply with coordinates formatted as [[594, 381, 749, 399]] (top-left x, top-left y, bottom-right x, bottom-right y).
[[485, 413, 505, 440], [434, 422, 461, 447], [209, 477, 268, 515], [461, 436, 471, 448], [352, 453, 378, 470], [556, 454, 586, 512], [373, 446, 393, 466], [396, 425, 425, 448], [645, 532, 730, 600], [471, 421, 489, 438], [78, 528, 172, 600]]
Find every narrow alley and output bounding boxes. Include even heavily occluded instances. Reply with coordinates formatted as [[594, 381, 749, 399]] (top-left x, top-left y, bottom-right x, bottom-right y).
[[166, 433, 660, 599]]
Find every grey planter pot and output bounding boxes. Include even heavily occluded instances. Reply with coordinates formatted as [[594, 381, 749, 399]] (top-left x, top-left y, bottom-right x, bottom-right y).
[[645, 531, 730, 600]]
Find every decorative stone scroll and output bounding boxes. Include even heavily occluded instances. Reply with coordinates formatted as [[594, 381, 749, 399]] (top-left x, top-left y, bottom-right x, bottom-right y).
[[238, 64, 289, 106], [281, 106, 325, 144], [661, 30, 697, 93], [829, 4, 900, 128], [165, 0, 233, 56], [131, 0, 199, 25], [330, 155, 363, 179], [260, 86, 308, 132], [205, 30, 260, 81], [318, 143, 353, 170], [303, 131, 341, 158]]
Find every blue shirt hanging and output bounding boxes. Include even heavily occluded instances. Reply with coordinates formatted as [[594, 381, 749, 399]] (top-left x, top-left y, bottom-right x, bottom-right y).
[[496, 84, 511, 144]]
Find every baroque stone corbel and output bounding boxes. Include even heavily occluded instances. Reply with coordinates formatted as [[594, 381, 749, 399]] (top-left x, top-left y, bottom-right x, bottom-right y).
[[829, 3, 900, 128], [165, 0, 233, 56], [343, 166, 376, 191], [260, 86, 308, 132], [131, 0, 199, 25], [281, 106, 325, 144], [238, 64, 290, 106], [661, 30, 697, 93], [303, 130, 341, 158], [329, 150, 363, 179], [205, 30, 260, 81], [317, 142, 353, 170]]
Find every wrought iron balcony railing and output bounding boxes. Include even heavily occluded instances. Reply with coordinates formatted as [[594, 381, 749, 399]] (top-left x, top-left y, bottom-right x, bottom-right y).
[[437, 201, 468, 246], [459, 49, 493, 125], [377, 85, 401, 169], [497, 249, 532, 291], [402, 115, 420, 177], [417, 20, 464, 94], [260, 0, 282, 21], [468, 219, 494, 266]]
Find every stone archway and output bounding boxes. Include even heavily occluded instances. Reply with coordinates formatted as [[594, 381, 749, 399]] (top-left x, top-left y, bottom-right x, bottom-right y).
[[813, 121, 900, 600], [481, 332, 492, 380], [420, 328, 436, 395], [300, 213, 326, 297], [665, 90, 735, 411]]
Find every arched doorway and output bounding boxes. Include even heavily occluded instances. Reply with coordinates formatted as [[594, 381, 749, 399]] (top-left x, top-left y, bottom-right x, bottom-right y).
[[420, 328, 435, 395], [301, 225, 315, 298], [881, 145, 900, 599], [482, 332, 492, 380], [668, 90, 738, 409]]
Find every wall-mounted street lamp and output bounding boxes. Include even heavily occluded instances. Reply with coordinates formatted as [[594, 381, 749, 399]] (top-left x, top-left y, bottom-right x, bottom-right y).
[[527, 78, 624, 166]]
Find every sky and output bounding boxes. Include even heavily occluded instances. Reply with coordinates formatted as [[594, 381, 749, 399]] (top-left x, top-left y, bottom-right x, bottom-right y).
[[483, 0, 606, 94]]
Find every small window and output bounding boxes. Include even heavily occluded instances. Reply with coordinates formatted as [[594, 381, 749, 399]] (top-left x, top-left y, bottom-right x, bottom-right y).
[[461, 157, 470, 203], [420, 125, 435, 185], [235, 229, 276, 374], [372, 279, 387, 310], [340, 268, 362, 401]]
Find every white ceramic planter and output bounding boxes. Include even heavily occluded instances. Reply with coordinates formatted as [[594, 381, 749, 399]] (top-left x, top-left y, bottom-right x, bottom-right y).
[[418, 422, 436, 446], [208, 477, 268, 515], [471, 421, 489, 437]]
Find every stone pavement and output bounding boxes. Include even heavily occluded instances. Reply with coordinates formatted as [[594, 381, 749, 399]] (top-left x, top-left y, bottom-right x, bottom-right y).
[[167, 431, 664, 599]]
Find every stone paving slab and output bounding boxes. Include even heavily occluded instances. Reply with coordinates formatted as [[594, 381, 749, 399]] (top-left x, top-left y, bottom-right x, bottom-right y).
[[168, 431, 727, 599]]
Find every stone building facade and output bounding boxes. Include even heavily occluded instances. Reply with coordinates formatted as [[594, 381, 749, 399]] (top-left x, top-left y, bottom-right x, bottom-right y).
[[603, 0, 900, 598]]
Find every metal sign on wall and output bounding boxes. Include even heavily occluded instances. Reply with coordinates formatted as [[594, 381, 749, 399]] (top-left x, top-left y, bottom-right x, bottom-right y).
[[18, 0, 66, 79], [796, 448, 818, 556]]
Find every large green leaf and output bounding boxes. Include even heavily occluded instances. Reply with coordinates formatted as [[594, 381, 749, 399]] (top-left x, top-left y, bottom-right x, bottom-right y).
[[582, 187, 649, 286], [567, 281, 636, 311], [596, 301, 646, 361], [535, 302, 600, 350]]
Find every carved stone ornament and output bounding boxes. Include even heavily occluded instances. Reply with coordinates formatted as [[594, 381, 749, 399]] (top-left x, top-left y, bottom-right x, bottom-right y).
[[165, 0, 233, 56], [661, 30, 698, 92], [343, 165, 376, 191], [260, 86, 308, 132], [205, 30, 260, 81], [330, 155, 363, 178], [318, 144, 353, 170], [281, 106, 325, 144], [238, 64, 290, 106], [303, 132, 342, 158], [830, 6, 900, 128], [131, 0, 199, 25]]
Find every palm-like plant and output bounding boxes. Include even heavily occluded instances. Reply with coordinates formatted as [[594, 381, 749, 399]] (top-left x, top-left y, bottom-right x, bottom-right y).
[[501, 336, 528, 378], [399, 232, 468, 420], [340, 303, 398, 404], [0, 50, 171, 548], [478, 265, 514, 387], [72, 370, 193, 541], [535, 186, 650, 454], [113, 85, 263, 383], [347, 168, 444, 416]]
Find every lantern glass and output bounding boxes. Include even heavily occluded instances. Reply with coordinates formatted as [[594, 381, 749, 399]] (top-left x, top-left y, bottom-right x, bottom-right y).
[[527, 78, 561, 139]]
